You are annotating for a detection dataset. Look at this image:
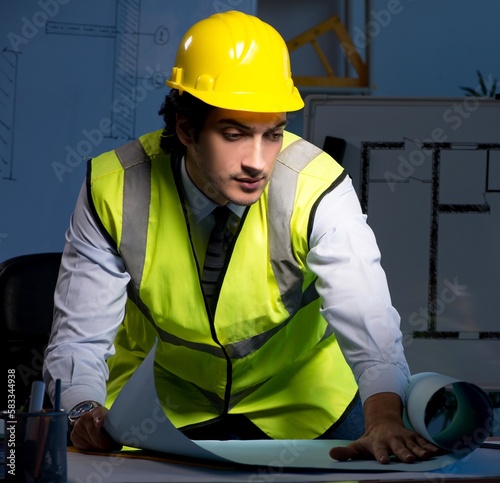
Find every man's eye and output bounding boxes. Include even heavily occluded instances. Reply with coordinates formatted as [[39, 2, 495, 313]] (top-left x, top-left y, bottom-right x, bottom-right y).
[[224, 133, 242, 141], [268, 132, 284, 141]]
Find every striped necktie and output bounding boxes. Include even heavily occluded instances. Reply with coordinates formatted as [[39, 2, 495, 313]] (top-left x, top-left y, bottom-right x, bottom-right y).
[[201, 206, 231, 313]]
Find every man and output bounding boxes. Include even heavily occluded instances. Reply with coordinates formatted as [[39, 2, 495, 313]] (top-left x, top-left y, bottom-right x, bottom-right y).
[[43, 10, 439, 464]]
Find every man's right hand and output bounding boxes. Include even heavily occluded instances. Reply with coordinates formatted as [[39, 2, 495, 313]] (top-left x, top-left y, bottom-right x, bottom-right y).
[[70, 406, 122, 452]]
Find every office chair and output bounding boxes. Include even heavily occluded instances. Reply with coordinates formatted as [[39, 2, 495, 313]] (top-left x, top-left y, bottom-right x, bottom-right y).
[[1, 252, 62, 410]]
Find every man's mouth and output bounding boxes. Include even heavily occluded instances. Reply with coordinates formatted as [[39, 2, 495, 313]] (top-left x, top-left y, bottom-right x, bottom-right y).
[[235, 176, 264, 190]]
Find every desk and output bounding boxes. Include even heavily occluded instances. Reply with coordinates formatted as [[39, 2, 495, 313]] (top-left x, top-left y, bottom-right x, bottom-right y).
[[68, 443, 500, 483]]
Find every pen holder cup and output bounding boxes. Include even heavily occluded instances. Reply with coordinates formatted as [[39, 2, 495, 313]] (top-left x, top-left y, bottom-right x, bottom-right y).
[[2, 410, 68, 483]]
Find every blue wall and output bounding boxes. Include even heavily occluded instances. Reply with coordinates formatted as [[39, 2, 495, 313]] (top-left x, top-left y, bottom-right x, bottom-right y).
[[1, 0, 498, 260]]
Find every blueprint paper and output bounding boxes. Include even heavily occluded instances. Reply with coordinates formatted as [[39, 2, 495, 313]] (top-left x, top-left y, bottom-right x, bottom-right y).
[[403, 371, 494, 453], [104, 344, 232, 464], [193, 439, 464, 471], [104, 342, 492, 472]]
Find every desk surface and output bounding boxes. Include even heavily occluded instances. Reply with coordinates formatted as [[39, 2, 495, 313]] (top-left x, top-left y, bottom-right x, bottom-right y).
[[68, 444, 500, 483]]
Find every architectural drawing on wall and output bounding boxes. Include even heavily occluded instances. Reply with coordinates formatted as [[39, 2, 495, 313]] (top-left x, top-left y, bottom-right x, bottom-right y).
[[45, 0, 167, 141], [1, 0, 169, 182], [360, 140, 500, 341], [0, 49, 19, 180], [0, 0, 256, 262]]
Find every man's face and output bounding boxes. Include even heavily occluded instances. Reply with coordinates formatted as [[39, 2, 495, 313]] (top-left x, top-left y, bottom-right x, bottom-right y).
[[181, 108, 287, 206]]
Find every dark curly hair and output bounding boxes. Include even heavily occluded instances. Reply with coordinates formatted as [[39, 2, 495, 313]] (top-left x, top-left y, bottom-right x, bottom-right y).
[[158, 89, 215, 159]]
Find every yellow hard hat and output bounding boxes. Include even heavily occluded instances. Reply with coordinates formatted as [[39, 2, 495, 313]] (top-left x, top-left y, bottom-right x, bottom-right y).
[[166, 10, 304, 113]]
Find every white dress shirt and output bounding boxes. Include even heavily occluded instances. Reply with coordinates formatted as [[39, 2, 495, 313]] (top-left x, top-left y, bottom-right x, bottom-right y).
[[43, 156, 410, 412]]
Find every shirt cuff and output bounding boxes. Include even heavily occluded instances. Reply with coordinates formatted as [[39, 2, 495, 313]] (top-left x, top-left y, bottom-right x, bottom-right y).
[[61, 387, 106, 412], [357, 363, 410, 406]]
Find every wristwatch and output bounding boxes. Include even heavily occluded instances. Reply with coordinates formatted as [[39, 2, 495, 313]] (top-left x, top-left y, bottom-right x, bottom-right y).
[[68, 400, 102, 426]]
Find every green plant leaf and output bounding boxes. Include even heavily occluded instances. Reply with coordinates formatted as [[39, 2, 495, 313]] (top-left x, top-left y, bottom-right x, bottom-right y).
[[459, 86, 480, 96], [488, 78, 498, 97], [477, 69, 488, 95]]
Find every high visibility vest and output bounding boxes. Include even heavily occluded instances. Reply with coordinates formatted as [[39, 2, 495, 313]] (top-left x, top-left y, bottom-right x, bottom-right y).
[[88, 129, 358, 439]]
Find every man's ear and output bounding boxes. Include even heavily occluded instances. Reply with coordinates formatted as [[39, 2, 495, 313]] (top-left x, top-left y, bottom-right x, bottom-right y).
[[175, 115, 193, 146]]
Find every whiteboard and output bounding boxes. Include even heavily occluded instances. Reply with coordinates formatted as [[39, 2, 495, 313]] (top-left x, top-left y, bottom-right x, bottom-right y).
[[304, 95, 500, 388]]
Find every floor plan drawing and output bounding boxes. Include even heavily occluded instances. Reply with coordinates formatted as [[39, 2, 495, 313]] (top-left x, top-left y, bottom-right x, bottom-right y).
[[360, 140, 500, 340], [304, 96, 500, 386]]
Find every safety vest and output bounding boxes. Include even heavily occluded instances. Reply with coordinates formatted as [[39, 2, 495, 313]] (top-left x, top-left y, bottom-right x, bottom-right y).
[[88, 129, 358, 439]]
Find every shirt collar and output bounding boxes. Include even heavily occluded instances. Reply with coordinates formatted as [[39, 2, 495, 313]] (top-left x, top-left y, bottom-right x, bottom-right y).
[[180, 157, 245, 223]]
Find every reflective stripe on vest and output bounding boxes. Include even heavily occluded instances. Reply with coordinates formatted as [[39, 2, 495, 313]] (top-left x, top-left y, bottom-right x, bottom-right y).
[[269, 139, 324, 315]]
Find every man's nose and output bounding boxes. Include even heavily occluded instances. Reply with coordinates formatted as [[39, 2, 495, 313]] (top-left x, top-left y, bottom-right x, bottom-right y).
[[241, 139, 266, 173]]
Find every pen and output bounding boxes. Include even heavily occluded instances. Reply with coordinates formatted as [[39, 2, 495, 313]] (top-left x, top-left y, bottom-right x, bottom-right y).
[[54, 379, 61, 411], [26, 381, 46, 475], [28, 381, 46, 413]]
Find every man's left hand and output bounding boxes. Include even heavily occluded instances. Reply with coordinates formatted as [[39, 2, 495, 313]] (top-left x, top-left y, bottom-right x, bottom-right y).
[[329, 392, 442, 464]]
